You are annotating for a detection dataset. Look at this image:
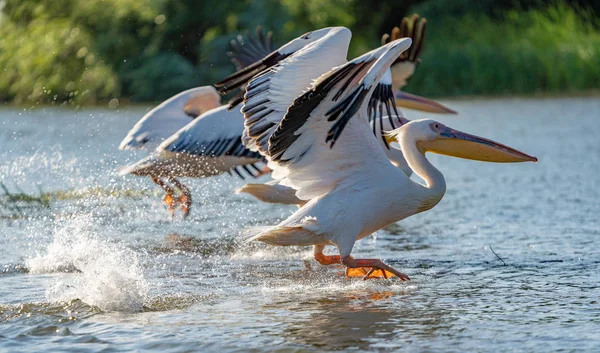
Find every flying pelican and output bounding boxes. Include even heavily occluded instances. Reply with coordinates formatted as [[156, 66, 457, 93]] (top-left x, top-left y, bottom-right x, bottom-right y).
[[119, 27, 274, 217], [119, 105, 267, 216], [228, 16, 455, 205], [144, 27, 367, 215], [118, 86, 222, 151], [238, 32, 537, 280]]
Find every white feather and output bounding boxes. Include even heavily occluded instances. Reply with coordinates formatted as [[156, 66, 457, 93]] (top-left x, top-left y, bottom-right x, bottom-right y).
[[119, 86, 220, 151]]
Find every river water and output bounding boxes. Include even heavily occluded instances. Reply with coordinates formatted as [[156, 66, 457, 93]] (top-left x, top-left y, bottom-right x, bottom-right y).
[[0, 97, 598, 352]]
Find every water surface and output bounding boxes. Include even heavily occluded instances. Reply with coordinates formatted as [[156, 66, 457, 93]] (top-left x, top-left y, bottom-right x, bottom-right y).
[[1, 97, 599, 352]]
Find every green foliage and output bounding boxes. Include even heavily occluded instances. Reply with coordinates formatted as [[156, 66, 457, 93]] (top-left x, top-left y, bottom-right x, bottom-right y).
[[0, 0, 159, 104], [0, 14, 118, 104], [0, 0, 598, 104], [405, 1, 600, 96], [121, 53, 200, 101]]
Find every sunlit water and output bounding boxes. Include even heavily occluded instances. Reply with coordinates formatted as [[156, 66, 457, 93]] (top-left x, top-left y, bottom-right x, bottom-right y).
[[0, 98, 599, 352]]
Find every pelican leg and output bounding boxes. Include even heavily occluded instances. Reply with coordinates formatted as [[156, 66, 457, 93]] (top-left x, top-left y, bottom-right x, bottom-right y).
[[313, 245, 341, 265], [168, 177, 192, 218], [151, 177, 177, 217], [341, 256, 410, 281]]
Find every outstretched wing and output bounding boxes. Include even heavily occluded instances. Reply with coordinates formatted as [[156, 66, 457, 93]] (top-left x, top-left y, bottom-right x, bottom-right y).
[[119, 86, 221, 151], [241, 30, 351, 154], [215, 27, 352, 109], [215, 46, 292, 109], [366, 15, 426, 147], [229, 26, 274, 71], [367, 69, 406, 147], [382, 14, 427, 89], [156, 105, 264, 179], [264, 39, 413, 199], [382, 14, 427, 66], [225, 26, 276, 107]]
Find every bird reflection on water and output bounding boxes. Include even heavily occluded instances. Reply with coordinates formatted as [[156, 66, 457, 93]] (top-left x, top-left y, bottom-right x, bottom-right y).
[[259, 284, 446, 351]]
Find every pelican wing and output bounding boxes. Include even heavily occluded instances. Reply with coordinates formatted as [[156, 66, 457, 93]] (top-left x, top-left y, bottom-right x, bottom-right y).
[[265, 39, 412, 199], [215, 27, 352, 109], [225, 26, 276, 107], [367, 71, 406, 148], [156, 105, 264, 178], [241, 31, 351, 154], [215, 47, 292, 108], [119, 86, 220, 151], [382, 14, 427, 65], [382, 14, 427, 89], [229, 26, 274, 71]]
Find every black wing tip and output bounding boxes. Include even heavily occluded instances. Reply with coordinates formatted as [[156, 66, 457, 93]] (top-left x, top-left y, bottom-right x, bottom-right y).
[[325, 86, 368, 148], [387, 14, 427, 65], [270, 61, 375, 163], [367, 81, 407, 148], [230, 162, 265, 180]]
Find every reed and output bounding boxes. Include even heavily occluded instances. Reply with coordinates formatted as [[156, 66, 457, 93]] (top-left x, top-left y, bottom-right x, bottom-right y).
[[0, 183, 157, 216]]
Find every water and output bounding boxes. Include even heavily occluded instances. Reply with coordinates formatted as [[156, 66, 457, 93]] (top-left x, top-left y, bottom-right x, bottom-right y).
[[0, 98, 599, 352]]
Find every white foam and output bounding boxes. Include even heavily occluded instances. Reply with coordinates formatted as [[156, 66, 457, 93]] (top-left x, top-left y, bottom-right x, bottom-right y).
[[0, 148, 80, 192], [26, 215, 149, 312]]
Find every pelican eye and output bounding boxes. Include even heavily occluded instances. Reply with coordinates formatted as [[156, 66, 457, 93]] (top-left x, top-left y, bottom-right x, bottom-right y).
[[434, 123, 440, 129]]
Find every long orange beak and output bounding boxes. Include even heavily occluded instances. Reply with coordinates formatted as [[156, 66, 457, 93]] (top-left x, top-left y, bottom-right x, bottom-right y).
[[395, 91, 457, 114], [419, 126, 537, 163]]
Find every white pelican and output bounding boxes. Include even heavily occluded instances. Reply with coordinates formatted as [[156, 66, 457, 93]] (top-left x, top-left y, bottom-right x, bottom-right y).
[[119, 25, 275, 150], [238, 33, 537, 280], [129, 27, 364, 216], [119, 27, 274, 217], [228, 16, 455, 205], [119, 105, 266, 216], [119, 86, 222, 151]]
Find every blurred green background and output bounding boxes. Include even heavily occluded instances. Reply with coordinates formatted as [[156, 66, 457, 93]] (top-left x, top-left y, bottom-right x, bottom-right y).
[[0, 0, 598, 105]]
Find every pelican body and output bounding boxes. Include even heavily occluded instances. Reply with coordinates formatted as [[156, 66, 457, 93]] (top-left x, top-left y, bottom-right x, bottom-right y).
[[225, 16, 455, 207], [236, 32, 537, 280], [119, 105, 265, 217], [118, 27, 275, 217]]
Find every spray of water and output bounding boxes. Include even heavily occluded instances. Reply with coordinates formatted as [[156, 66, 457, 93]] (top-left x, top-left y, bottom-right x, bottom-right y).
[[26, 215, 149, 312]]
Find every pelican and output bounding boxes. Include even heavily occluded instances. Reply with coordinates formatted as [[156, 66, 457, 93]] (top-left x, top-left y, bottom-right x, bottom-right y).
[[119, 27, 274, 217], [237, 31, 537, 280], [118, 86, 222, 151], [228, 16, 455, 206], [118, 105, 267, 216]]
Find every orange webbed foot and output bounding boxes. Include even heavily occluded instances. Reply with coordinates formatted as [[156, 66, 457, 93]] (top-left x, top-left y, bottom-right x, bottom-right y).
[[345, 267, 398, 280], [342, 256, 410, 281], [177, 194, 192, 218], [162, 193, 177, 217]]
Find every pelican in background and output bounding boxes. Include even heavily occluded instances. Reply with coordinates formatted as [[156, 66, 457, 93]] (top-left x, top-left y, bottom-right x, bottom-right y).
[[237, 31, 537, 280], [119, 86, 221, 151], [119, 27, 275, 217], [151, 27, 372, 215], [231, 15, 455, 206]]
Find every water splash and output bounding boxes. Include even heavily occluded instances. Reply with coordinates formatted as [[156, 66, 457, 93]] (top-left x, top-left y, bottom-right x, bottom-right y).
[[26, 215, 149, 312], [0, 148, 80, 192]]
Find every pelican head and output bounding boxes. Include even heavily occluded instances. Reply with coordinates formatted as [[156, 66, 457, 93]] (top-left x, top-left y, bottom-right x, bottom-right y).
[[395, 119, 538, 163], [278, 27, 351, 55]]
